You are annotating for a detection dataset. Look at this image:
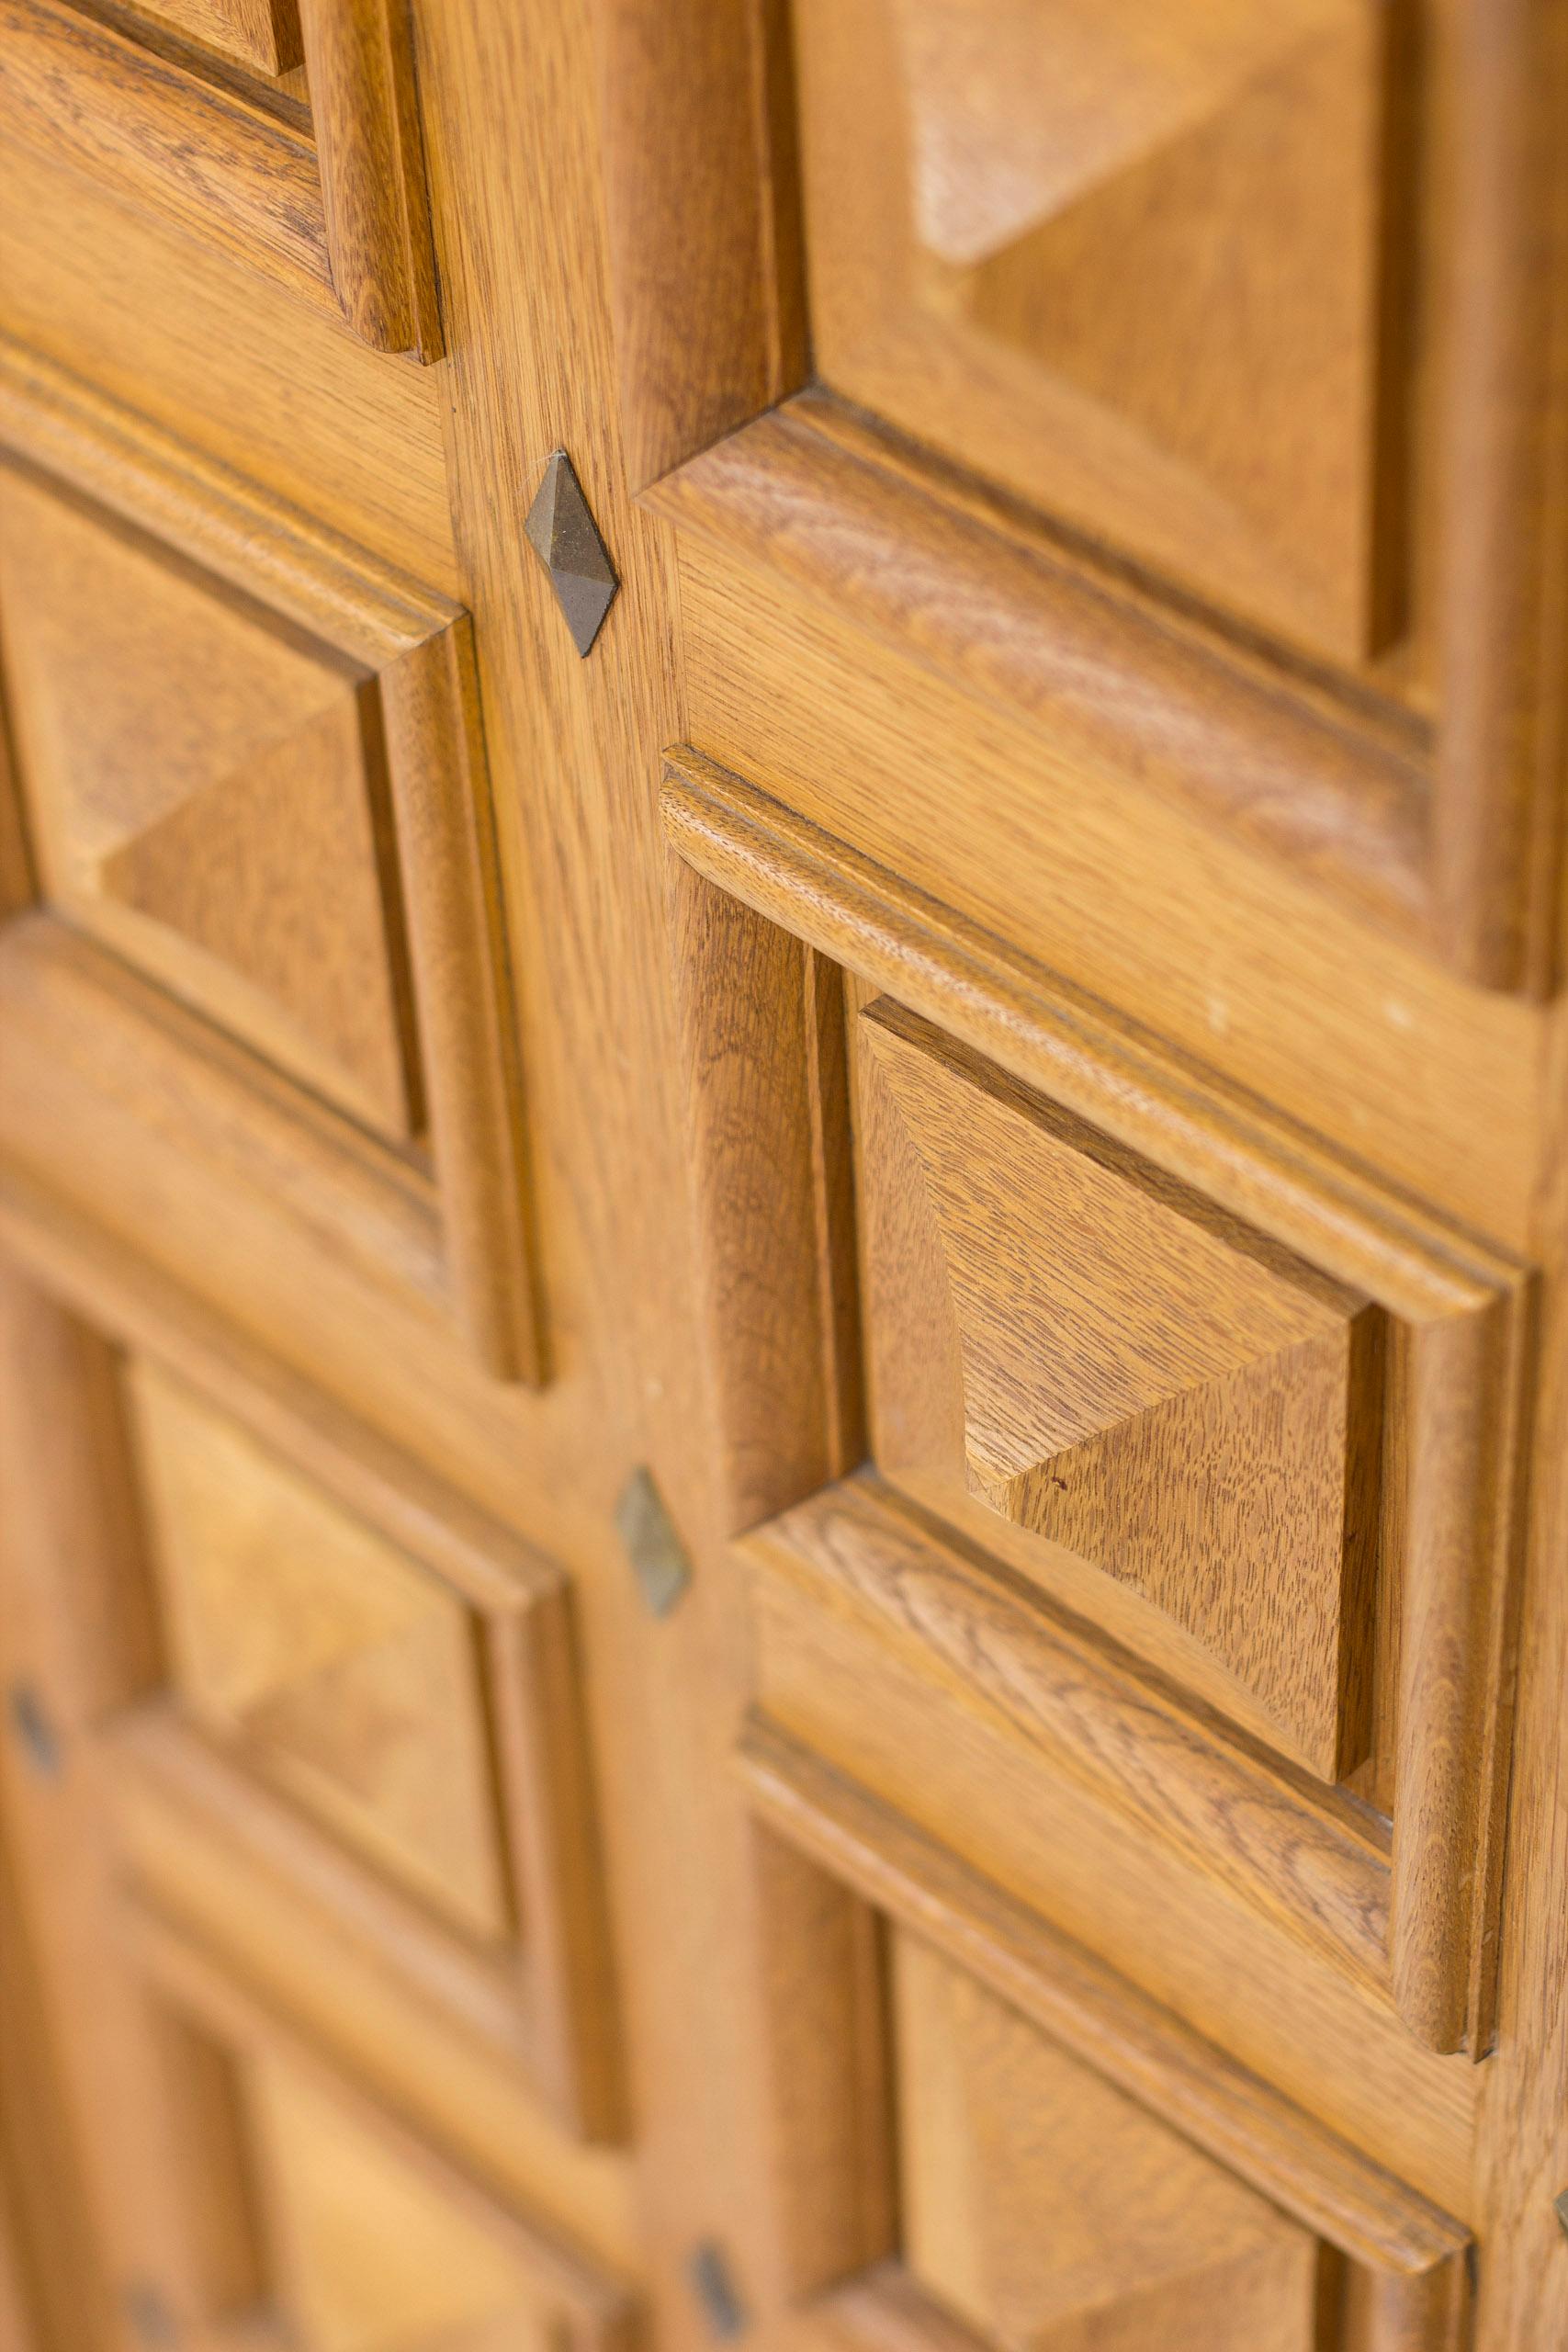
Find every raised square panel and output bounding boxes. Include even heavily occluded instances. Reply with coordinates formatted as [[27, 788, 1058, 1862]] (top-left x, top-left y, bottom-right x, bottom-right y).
[[0, 471, 418, 1138], [793, 0, 1396, 664], [663, 757, 1529, 2056], [130, 1363, 506, 1941], [0, 1256, 616, 2135], [129, 1923, 634, 2352], [0, 348, 537, 1379], [856, 994, 1378, 1779], [737, 1750, 1472, 2351], [894, 1934, 1317, 2352]]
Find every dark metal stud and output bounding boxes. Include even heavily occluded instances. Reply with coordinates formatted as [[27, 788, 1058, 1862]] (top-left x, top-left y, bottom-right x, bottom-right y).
[[7, 1680, 62, 1779], [689, 2242, 746, 2340], [524, 450, 619, 657], [123, 2279, 180, 2346], [615, 1466, 692, 1619]]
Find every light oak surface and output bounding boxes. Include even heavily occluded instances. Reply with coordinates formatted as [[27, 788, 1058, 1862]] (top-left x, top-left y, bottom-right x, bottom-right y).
[[0, 2, 1564, 2348]]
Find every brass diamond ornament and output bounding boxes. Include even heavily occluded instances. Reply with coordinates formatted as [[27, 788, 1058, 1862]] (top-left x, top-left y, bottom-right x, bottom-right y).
[[524, 449, 619, 656]]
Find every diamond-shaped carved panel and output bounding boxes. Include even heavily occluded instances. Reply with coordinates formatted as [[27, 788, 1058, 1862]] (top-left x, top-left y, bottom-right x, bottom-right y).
[[0, 469, 421, 1136], [857, 996, 1381, 1778]]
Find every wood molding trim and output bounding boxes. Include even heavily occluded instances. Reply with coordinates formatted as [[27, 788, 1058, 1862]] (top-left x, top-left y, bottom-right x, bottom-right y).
[[738, 1717, 1470, 2283], [1, 0, 333, 322], [3, 0, 446, 362], [0, 1250, 618, 2136], [662, 752, 1533, 2056], [0, 338, 541, 1380], [607, 0, 1568, 994]]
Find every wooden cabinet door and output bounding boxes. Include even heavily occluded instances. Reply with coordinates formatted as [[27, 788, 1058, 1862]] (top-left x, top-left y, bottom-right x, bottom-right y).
[[1, 5, 1565, 2352]]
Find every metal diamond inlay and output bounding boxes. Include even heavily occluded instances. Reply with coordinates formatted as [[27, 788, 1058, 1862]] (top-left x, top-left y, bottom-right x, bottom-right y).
[[525, 449, 619, 657], [615, 1465, 693, 1619]]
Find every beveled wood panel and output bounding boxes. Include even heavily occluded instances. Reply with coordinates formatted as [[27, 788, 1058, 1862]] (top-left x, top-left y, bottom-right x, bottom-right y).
[[856, 993, 1379, 1778], [795, 0, 1398, 669], [130, 1913, 636, 2352], [2, 0, 443, 361], [739, 1730, 1472, 2349], [0, 466, 420, 1138], [0, 1259, 621, 2141], [894, 1933, 1322, 2352], [130, 1363, 511, 1941], [0, 341, 538, 1380], [663, 752, 1530, 2056]]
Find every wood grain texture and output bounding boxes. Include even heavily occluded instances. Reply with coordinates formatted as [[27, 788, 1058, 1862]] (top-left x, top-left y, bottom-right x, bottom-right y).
[[893, 1931, 1322, 2352], [115, 1364, 621, 2139], [129, 1909, 637, 2352], [296, 0, 444, 358], [745, 1474, 1395, 2001], [671, 529, 1545, 1243], [593, 0, 804, 491], [382, 622, 540, 1380], [669, 856, 862, 1532], [0, 0, 334, 320], [129, 1361, 512, 1941], [0, 339, 540, 1379], [649, 401, 1433, 954], [0, 467, 422, 1138], [1432, 0, 1568, 991], [663, 753, 1529, 2050], [795, 0, 1397, 668], [131, 0, 303, 75], [745, 1823, 896, 2302], [0, 1234, 615, 2140], [857, 994, 1379, 1778], [0, 146, 459, 592], [739, 1736, 1470, 2350], [625, 16, 1567, 993], [739, 1721, 1471, 2281]]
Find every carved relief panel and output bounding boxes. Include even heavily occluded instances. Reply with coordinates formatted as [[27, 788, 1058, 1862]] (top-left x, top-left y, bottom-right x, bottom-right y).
[[661, 752, 1529, 2072], [0, 345, 538, 1380], [795, 0, 1401, 666]]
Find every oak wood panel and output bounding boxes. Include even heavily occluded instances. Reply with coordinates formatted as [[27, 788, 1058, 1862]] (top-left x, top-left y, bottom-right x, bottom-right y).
[[0, 1243, 617, 2141], [130, 1910, 637, 2352], [129, 1364, 511, 1942], [0, 339, 540, 1379], [893, 1933, 1323, 2352], [3, 0, 1563, 2339], [739, 1722, 1471, 2277], [666, 531, 1542, 1250], [612, 6, 1568, 991], [0, 468, 422, 1139], [1432, 0, 1568, 989], [593, 0, 805, 492], [131, 0, 302, 74], [795, 0, 1397, 670], [857, 994, 1380, 1779], [740, 1482, 1479, 2214], [741, 1747, 1472, 2349], [662, 755, 1531, 2051], [296, 0, 444, 358], [650, 399, 1433, 952], [668, 854, 863, 1535], [0, 1806, 109, 2352], [0, 149, 459, 592], [749, 1476, 1393, 1995], [1, 0, 334, 320]]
